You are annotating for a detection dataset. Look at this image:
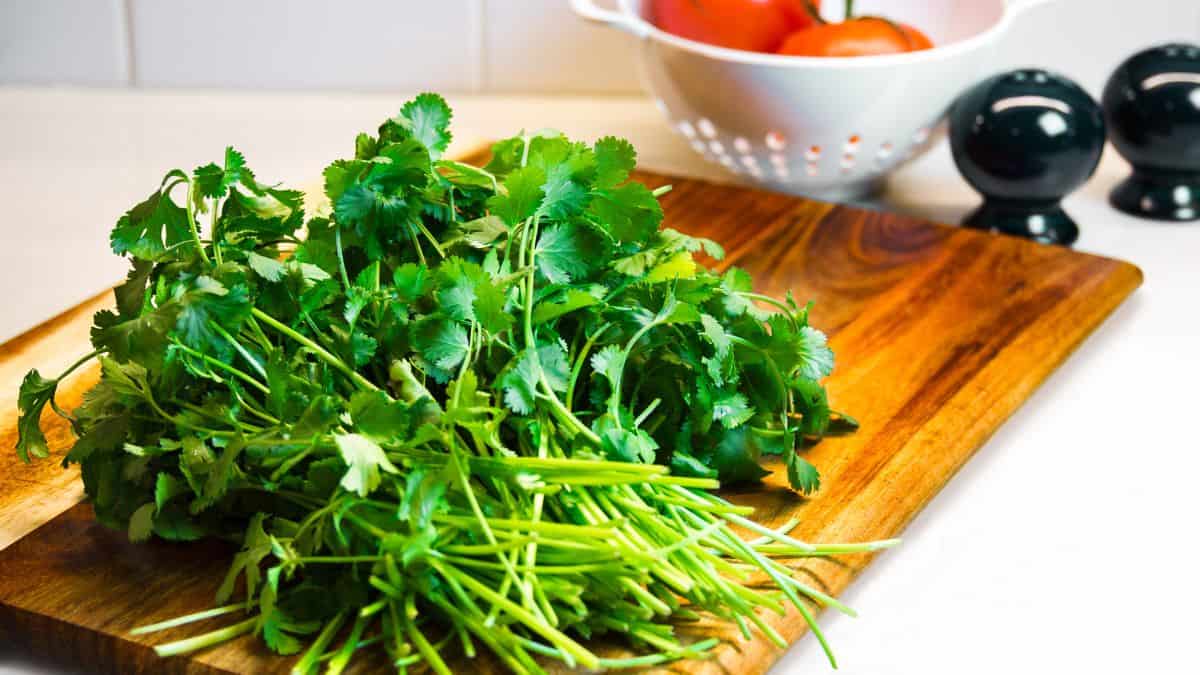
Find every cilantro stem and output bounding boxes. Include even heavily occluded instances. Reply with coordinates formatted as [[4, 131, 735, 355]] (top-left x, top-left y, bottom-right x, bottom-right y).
[[565, 322, 611, 410], [633, 397, 661, 427], [402, 593, 452, 675], [728, 335, 791, 410], [296, 555, 385, 564], [413, 219, 446, 259], [210, 197, 224, 265], [445, 443, 538, 623], [608, 319, 661, 431], [182, 177, 212, 266], [736, 291, 802, 330], [490, 266, 532, 287], [57, 349, 101, 382], [334, 222, 352, 290], [326, 611, 371, 675], [47, 348, 101, 419], [152, 616, 256, 657], [431, 560, 598, 670], [178, 401, 262, 434], [169, 341, 270, 396], [228, 389, 279, 425], [292, 611, 348, 675], [130, 602, 249, 635], [251, 308, 378, 393], [209, 322, 267, 379]]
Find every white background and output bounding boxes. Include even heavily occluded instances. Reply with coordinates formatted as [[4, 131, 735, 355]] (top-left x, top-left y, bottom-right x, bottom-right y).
[[1, 1, 1199, 674], [0, 0, 1197, 97]]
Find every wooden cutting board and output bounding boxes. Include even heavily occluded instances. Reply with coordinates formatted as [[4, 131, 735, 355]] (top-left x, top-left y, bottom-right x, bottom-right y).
[[0, 167, 1141, 675]]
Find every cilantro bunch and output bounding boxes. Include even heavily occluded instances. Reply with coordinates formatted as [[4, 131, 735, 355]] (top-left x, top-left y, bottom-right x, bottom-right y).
[[15, 94, 886, 673]]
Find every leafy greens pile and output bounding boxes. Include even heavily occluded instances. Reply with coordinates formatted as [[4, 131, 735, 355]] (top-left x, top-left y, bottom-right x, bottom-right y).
[[16, 94, 885, 673]]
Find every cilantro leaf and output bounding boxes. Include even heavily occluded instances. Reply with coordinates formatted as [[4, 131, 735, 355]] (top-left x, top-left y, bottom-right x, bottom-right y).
[[498, 349, 539, 415], [796, 326, 835, 380], [173, 276, 252, 355], [113, 258, 153, 319], [644, 251, 698, 284], [152, 504, 206, 541], [110, 183, 191, 261], [787, 454, 821, 495], [193, 146, 248, 198], [412, 317, 470, 371], [15, 369, 57, 462], [489, 166, 545, 225], [531, 288, 600, 325], [537, 164, 589, 221], [154, 472, 188, 512], [535, 223, 601, 284], [392, 263, 431, 303], [246, 251, 287, 282], [334, 433, 399, 497], [588, 182, 663, 244], [712, 392, 755, 429], [401, 92, 453, 159], [350, 390, 413, 443], [128, 502, 156, 542], [593, 136, 637, 189]]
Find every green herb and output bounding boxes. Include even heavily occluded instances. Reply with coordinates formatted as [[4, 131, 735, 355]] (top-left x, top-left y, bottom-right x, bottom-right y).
[[15, 94, 888, 673]]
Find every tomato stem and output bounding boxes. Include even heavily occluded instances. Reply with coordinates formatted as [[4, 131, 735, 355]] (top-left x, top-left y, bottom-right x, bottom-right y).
[[800, 0, 827, 25], [844, 0, 855, 19]]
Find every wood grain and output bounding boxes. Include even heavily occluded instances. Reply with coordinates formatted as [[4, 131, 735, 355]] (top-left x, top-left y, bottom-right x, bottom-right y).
[[0, 169, 1142, 675]]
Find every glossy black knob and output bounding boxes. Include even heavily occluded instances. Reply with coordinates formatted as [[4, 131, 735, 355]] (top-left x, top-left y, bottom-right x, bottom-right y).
[[1103, 43, 1200, 221], [950, 69, 1106, 246]]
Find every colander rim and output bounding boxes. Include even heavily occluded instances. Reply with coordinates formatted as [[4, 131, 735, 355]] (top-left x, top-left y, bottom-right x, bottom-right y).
[[615, 0, 1016, 69]]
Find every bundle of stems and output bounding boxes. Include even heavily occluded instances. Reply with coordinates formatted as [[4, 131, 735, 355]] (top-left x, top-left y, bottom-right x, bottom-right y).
[[16, 94, 895, 673]]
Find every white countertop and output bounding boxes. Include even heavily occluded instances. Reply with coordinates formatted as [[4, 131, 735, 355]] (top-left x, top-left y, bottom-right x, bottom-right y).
[[0, 87, 1197, 675]]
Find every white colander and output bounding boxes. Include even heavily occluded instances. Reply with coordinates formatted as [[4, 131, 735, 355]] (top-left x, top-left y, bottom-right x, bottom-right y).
[[572, 0, 1053, 200]]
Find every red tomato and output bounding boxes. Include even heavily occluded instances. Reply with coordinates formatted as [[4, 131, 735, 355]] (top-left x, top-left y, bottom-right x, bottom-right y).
[[651, 0, 820, 53], [777, 18, 934, 57]]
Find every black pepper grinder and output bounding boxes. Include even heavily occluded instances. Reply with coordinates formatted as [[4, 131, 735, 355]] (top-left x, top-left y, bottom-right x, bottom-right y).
[[1103, 43, 1200, 221], [949, 69, 1106, 246]]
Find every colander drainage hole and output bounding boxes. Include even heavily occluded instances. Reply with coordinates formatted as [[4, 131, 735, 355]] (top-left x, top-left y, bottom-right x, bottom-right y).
[[875, 142, 894, 165], [765, 131, 787, 151], [677, 121, 697, 139], [709, 140, 726, 155], [733, 137, 752, 154], [698, 118, 717, 139], [805, 146, 822, 162], [844, 135, 861, 154]]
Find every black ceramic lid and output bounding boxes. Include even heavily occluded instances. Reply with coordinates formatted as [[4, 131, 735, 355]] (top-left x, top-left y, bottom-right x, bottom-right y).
[[951, 69, 1106, 204], [1102, 43, 1200, 174]]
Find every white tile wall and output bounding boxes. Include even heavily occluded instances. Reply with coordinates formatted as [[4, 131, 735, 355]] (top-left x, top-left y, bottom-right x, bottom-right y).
[[0, 0, 1197, 94], [999, 0, 1200, 95], [128, 0, 483, 91], [483, 0, 639, 93], [0, 0, 129, 85]]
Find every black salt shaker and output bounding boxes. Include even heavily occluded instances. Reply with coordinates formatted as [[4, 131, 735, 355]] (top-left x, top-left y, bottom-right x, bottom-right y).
[[1103, 43, 1200, 221], [950, 69, 1106, 246]]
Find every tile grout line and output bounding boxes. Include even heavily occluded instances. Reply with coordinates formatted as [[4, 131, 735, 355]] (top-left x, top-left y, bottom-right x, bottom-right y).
[[473, 0, 487, 93], [120, 0, 138, 86]]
